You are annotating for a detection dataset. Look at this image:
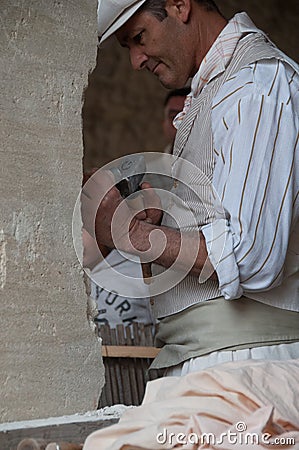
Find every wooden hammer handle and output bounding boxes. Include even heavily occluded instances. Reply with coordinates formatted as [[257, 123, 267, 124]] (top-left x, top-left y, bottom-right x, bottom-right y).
[[141, 262, 152, 284]]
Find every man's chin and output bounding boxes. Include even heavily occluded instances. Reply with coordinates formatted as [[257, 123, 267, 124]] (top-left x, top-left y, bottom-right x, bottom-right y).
[[154, 64, 188, 89], [159, 76, 186, 90]]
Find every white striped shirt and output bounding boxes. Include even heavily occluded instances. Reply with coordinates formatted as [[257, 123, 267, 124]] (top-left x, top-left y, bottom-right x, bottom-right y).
[[184, 14, 299, 305]]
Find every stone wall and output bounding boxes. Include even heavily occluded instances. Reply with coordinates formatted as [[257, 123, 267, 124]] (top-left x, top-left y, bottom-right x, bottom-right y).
[[0, 0, 104, 422], [0, 0, 297, 424], [83, 0, 298, 171]]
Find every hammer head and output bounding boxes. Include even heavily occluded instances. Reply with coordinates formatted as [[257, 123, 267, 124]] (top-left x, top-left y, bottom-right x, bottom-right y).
[[109, 154, 146, 198]]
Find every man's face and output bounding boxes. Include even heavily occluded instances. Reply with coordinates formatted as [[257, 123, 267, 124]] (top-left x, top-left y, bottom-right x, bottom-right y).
[[163, 95, 186, 144], [116, 10, 196, 89]]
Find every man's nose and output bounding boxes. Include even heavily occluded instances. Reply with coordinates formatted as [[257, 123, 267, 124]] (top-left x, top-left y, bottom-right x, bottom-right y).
[[129, 47, 148, 70]]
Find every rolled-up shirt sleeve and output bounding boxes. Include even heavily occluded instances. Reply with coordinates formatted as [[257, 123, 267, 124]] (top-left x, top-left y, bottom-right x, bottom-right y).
[[201, 60, 299, 299]]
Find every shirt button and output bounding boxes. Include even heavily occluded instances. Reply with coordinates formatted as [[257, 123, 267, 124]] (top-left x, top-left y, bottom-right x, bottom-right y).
[[150, 298, 155, 306]]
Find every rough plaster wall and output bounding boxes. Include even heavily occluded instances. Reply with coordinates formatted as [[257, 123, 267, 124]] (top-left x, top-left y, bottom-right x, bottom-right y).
[[83, 0, 298, 171], [0, 0, 104, 422]]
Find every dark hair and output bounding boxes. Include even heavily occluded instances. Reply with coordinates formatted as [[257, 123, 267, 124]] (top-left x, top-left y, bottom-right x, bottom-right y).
[[139, 0, 221, 20], [164, 87, 191, 106]]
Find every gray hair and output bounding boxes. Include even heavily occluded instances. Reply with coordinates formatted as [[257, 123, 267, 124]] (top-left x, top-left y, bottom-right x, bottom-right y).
[[139, 0, 221, 20], [139, 0, 167, 21]]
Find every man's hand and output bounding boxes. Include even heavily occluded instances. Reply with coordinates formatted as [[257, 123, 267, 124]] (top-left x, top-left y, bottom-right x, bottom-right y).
[[82, 168, 150, 252], [81, 169, 115, 239], [96, 183, 148, 252], [141, 182, 163, 225]]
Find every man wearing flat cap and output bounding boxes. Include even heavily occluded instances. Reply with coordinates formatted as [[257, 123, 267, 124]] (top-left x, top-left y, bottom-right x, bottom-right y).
[[91, 0, 299, 375]]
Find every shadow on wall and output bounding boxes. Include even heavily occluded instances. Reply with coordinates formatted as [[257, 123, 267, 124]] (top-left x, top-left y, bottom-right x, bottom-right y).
[[82, 0, 298, 171], [221, 0, 298, 61], [82, 39, 168, 173]]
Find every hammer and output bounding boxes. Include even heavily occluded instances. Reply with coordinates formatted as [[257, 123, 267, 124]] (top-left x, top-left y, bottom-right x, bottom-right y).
[[109, 154, 146, 200], [110, 154, 152, 283]]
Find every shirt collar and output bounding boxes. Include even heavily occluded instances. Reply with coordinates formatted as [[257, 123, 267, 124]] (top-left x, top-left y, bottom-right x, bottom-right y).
[[191, 12, 263, 97], [173, 13, 263, 130], [173, 12, 264, 128]]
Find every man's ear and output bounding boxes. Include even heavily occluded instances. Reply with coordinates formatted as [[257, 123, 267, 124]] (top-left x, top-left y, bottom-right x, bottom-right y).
[[165, 0, 191, 23]]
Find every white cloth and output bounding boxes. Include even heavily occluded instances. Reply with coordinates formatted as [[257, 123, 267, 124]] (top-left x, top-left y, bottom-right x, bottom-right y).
[[176, 13, 299, 306], [83, 359, 299, 450], [90, 250, 154, 327], [166, 341, 299, 376]]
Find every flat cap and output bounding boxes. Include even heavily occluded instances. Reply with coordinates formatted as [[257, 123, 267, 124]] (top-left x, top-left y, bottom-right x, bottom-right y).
[[98, 0, 147, 44]]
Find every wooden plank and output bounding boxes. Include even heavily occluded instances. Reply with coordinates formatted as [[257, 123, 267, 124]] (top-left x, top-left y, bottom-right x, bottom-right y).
[[110, 327, 122, 405], [139, 323, 146, 346], [101, 360, 113, 407], [143, 324, 153, 385], [144, 324, 154, 346], [98, 327, 109, 407], [102, 345, 160, 358], [138, 323, 150, 388], [125, 326, 139, 406], [132, 323, 146, 403], [98, 323, 161, 407], [102, 326, 113, 406], [117, 325, 132, 405], [98, 386, 108, 410], [98, 324, 107, 345]]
